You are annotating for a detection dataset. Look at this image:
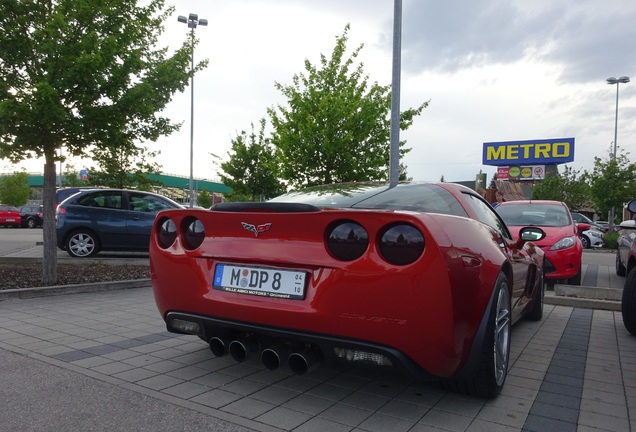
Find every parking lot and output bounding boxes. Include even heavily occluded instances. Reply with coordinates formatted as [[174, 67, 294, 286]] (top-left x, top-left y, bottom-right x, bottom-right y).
[[1, 229, 635, 431]]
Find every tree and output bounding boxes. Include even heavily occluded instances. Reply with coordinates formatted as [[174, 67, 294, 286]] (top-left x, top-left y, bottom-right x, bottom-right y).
[[196, 188, 212, 208], [218, 119, 286, 201], [268, 24, 428, 189], [0, 170, 30, 206], [531, 165, 590, 210], [87, 144, 162, 191], [0, 0, 205, 283], [587, 149, 636, 228]]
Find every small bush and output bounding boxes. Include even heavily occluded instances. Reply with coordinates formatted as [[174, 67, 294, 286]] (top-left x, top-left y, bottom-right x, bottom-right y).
[[604, 232, 619, 249]]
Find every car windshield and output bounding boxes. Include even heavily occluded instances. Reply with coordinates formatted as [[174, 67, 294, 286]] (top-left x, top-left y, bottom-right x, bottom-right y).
[[271, 183, 468, 217], [0, 205, 19, 211], [497, 203, 570, 227]]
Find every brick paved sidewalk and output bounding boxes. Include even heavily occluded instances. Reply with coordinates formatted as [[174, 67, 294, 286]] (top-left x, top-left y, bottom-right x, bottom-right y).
[[0, 287, 634, 431]]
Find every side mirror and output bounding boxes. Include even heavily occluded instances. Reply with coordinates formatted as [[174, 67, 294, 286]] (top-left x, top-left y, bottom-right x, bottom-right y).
[[576, 222, 591, 232], [627, 199, 636, 214], [619, 220, 636, 229], [519, 227, 546, 242]]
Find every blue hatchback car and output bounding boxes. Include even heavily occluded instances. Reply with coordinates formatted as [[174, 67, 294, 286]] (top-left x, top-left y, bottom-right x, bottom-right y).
[[56, 188, 182, 257]]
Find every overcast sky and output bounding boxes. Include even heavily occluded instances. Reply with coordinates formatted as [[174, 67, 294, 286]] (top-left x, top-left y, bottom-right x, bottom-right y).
[[7, 0, 636, 185]]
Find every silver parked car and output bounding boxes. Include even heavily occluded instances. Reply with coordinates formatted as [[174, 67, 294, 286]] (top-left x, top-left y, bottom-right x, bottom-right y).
[[616, 218, 636, 277]]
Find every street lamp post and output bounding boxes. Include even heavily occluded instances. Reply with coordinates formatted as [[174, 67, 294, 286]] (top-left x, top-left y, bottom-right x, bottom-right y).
[[178, 13, 207, 208], [389, 0, 402, 185], [606, 76, 630, 229]]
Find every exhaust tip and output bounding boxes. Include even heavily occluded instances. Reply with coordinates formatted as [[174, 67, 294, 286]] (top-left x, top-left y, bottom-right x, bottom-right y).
[[209, 337, 228, 357], [261, 349, 281, 370], [261, 346, 293, 371], [229, 340, 258, 362], [288, 351, 320, 375]]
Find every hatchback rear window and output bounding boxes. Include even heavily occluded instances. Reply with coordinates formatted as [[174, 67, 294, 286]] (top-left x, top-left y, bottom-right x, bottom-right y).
[[497, 204, 570, 227]]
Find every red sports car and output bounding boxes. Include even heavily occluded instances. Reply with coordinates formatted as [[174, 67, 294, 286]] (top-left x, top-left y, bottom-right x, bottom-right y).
[[495, 200, 582, 286], [150, 182, 546, 398], [0, 204, 20, 227]]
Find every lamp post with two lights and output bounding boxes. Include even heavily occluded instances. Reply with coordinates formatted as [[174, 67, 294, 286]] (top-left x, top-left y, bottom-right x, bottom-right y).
[[178, 13, 207, 208], [605, 75, 630, 229]]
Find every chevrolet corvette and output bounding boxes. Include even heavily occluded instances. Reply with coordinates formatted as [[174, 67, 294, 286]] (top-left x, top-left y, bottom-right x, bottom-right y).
[[150, 182, 546, 398]]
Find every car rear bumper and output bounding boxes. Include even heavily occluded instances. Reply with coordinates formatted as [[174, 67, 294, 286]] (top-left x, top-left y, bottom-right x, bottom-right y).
[[161, 307, 491, 382], [164, 310, 442, 380]]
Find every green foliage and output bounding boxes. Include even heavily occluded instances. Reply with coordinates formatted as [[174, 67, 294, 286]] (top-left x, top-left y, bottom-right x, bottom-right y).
[[531, 165, 590, 210], [196, 188, 212, 208], [0, 0, 204, 163], [604, 231, 619, 250], [0, 170, 30, 205], [218, 119, 286, 201], [587, 149, 636, 222], [87, 144, 162, 191], [267, 24, 428, 189], [222, 190, 258, 203]]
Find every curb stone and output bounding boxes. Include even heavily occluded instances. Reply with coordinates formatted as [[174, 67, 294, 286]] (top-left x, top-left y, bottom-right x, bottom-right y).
[[0, 279, 151, 301]]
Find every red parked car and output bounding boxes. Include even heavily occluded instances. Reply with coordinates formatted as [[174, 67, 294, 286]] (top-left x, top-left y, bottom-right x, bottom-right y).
[[496, 200, 583, 286], [0, 204, 20, 227], [150, 182, 546, 398]]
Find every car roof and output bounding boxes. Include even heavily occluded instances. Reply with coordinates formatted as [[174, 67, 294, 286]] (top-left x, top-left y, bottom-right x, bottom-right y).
[[59, 188, 183, 207]]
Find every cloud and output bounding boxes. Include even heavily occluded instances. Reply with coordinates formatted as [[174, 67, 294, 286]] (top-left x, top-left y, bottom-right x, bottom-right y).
[[400, 0, 636, 84]]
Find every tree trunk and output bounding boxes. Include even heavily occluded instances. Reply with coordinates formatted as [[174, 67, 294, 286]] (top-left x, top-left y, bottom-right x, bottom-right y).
[[42, 157, 58, 284]]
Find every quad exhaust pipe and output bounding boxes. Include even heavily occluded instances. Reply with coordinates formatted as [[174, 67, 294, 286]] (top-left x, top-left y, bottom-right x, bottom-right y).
[[209, 336, 321, 373]]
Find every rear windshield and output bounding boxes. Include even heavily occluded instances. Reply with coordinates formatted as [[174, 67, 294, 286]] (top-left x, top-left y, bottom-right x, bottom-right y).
[[497, 203, 570, 227], [271, 183, 467, 217]]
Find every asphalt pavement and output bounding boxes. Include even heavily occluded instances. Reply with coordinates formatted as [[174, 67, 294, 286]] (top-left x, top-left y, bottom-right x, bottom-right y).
[[0, 229, 635, 431]]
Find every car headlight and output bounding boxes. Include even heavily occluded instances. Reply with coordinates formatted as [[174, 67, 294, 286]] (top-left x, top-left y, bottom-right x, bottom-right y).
[[588, 231, 603, 239], [549, 235, 576, 251]]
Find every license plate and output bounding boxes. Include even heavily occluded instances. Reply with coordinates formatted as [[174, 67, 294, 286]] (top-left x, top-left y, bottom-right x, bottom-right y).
[[213, 264, 306, 300], [6, 218, 15, 222]]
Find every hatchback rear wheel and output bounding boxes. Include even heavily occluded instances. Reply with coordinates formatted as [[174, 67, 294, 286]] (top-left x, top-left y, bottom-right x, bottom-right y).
[[66, 230, 99, 257]]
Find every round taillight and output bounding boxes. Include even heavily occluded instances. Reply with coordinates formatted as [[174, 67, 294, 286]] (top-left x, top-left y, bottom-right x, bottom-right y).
[[183, 218, 205, 250], [158, 219, 177, 249], [326, 221, 369, 261], [379, 224, 424, 265]]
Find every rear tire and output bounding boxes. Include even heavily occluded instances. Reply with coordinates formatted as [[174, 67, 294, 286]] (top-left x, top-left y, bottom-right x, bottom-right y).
[[616, 251, 626, 277], [27, 218, 36, 228], [442, 273, 511, 398], [622, 269, 636, 336], [65, 230, 99, 258]]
